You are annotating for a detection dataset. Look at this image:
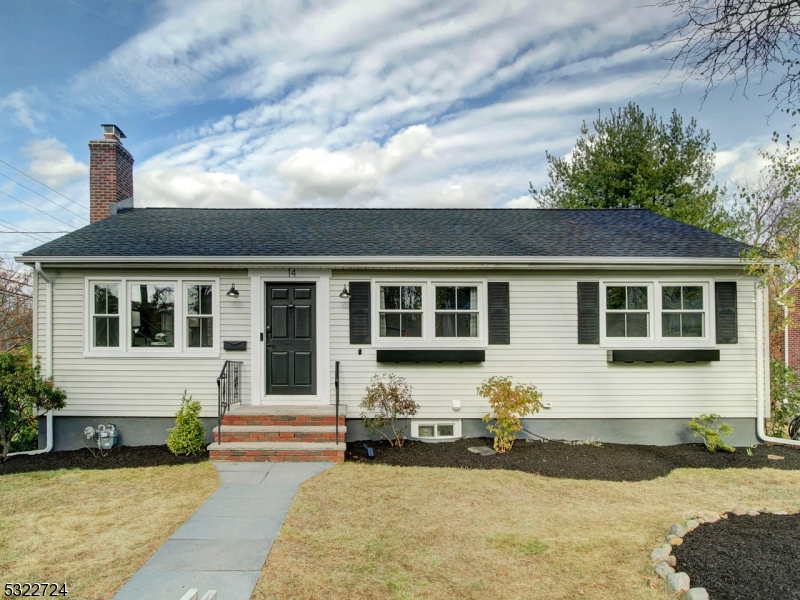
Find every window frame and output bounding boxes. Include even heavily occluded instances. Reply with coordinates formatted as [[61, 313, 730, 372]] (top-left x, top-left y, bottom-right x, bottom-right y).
[[89, 282, 121, 350], [371, 279, 488, 347], [411, 419, 462, 440], [433, 284, 481, 339], [599, 278, 714, 348], [84, 277, 220, 357], [183, 281, 217, 351]]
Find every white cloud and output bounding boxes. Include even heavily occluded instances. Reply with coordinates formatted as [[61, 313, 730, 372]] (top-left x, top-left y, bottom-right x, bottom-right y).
[[0, 91, 44, 132], [715, 137, 772, 186], [24, 138, 88, 188], [276, 125, 434, 202], [135, 167, 276, 208]]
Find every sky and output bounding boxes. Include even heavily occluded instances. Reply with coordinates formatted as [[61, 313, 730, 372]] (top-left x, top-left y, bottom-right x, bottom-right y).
[[0, 0, 795, 259]]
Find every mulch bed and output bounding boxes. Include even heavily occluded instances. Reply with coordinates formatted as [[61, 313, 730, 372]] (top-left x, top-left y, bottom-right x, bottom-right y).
[[0, 445, 208, 476], [674, 513, 800, 600], [346, 437, 800, 481]]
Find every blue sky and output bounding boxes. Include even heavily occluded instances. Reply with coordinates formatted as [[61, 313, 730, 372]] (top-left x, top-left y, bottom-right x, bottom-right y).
[[0, 0, 795, 258]]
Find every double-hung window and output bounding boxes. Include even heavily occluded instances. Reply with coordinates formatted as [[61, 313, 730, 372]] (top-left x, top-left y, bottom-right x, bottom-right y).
[[374, 281, 485, 344], [435, 285, 479, 337], [92, 284, 119, 347], [605, 285, 649, 338], [186, 284, 214, 348], [379, 285, 423, 337], [661, 285, 705, 338]]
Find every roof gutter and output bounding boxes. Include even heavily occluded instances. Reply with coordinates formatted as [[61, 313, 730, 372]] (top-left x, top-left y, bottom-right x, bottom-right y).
[[15, 255, 772, 268], [9, 262, 55, 457]]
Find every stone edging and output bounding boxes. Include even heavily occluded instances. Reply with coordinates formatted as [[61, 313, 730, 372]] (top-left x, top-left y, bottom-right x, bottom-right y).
[[649, 506, 793, 599]]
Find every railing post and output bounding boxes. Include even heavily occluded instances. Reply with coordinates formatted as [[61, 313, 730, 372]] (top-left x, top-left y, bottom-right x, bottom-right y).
[[335, 361, 340, 445]]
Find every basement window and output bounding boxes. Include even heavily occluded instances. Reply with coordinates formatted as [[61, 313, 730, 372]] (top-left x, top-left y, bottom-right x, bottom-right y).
[[411, 420, 461, 440]]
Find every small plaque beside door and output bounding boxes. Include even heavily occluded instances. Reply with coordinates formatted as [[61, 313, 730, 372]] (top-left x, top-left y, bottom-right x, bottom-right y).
[[223, 340, 247, 351]]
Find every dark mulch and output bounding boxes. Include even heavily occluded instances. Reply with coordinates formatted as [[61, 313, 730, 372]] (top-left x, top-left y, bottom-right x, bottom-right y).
[[674, 513, 800, 600], [0, 445, 208, 476], [346, 437, 800, 481]]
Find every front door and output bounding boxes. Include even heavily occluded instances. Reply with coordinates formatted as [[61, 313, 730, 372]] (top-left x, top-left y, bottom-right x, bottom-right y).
[[265, 283, 316, 396]]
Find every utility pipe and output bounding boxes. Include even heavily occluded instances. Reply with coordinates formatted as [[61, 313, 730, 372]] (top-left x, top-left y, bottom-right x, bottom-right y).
[[756, 283, 800, 447], [8, 263, 54, 457]]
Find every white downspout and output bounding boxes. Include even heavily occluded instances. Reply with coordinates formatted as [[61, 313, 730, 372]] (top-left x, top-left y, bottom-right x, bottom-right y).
[[756, 283, 800, 447], [9, 262, 54, 456]]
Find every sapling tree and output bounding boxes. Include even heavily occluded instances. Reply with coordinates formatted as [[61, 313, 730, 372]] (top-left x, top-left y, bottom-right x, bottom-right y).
[[687, 413, 735, 452], [166, 390, 207, 456], [0, 348, 66, 461], [479, 376, 544, 453], [359, 373, 419, 447]]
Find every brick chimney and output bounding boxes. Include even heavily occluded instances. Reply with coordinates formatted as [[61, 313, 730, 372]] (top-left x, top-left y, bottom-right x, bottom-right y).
[[89, 124, 134, 223]]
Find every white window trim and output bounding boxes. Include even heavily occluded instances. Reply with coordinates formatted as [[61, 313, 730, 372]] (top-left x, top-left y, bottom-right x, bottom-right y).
[[371, 279, 488, 348], [183, 281, 220, 352], [599, 278, 715, 348], [411, 419, 462, 440], [88, 281, 122, 351], [84, 277, 221, 357]]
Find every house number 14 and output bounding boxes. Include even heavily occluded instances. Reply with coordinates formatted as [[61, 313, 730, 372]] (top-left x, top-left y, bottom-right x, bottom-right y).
[[288, 269, 296, 277]]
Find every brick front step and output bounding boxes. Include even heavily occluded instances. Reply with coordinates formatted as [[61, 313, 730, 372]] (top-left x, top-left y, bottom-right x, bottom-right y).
[[221, 414, 345, 427], [208, 441, 344, 462], [213, 425, 346, 443]]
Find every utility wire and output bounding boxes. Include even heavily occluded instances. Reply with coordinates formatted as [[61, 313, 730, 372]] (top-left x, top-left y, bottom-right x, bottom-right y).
[[0, 220, 48, 244], [0, 231, 70, 234], [0, 172, 87, 220], [0, 276, 32, 287], [0, 189, 77, 229], [0, 158, 88, 212], [0, 288, 33, 299]]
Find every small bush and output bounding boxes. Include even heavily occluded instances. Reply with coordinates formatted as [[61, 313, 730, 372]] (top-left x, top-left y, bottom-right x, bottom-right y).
[[769, 359, 800, 437], [687, 413, 735, 453], [166, 391, 207, 456], [479, 376, 544, 453], [9, 416, 38, 453], [360, 374, 419, 447]]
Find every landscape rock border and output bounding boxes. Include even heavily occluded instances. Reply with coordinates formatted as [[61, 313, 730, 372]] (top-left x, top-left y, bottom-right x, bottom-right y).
[[649, 506, 795, 598]]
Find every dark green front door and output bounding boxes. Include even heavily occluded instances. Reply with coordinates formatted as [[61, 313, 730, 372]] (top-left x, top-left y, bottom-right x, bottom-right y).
[[266, 283, 316, 395]]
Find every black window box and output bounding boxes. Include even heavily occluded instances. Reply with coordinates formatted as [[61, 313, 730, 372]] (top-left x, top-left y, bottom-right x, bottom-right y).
[[607, 349, 720, 363], [376, 349, 485, 363]]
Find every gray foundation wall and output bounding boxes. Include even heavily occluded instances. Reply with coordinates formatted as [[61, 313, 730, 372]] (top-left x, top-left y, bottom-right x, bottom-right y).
[[38, 416, 218, 452], [37, 415, 759, 451], [346, 417, 760, 447]]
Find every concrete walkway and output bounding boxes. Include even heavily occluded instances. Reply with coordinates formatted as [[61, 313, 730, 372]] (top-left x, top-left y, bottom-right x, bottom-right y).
[[112, 461, 334, 600]]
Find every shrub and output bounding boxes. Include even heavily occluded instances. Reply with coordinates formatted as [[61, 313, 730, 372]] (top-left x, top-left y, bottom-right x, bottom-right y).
[[0, 349, 66, 461], [479, 376, 544, 453], [687, 413, 735, 453], [359, 374, 419, 447], [769, 359, 800, 437], [166, 391, 207, 456]]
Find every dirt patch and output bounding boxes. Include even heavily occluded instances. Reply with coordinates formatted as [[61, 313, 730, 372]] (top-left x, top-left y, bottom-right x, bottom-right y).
[[0, 445, 207, 476], [674, 513, 800, 600], [346, 437, 800, 481]]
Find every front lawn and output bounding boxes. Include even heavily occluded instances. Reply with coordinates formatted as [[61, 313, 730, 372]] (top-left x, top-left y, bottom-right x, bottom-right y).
[[0, 460, 219, 600], [254, 462, 800, 600]]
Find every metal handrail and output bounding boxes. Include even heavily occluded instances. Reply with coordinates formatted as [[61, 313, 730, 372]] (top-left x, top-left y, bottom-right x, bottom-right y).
[[335, 361, 340, 445], [217, 360, 243, 437]]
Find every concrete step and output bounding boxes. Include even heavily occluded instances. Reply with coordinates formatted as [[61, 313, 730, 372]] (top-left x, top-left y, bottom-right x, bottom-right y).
[[213, 425, 346, 443], [208, 441, 345, 463]]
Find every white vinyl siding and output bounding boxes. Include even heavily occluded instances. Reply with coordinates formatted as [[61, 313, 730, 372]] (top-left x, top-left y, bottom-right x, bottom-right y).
[[40, 269, 250, 418], [330, 270, 759, 420]]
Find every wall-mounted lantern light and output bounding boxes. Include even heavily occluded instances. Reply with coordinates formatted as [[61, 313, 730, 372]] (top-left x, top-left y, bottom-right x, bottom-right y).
[[338, 285, 351, 299], [226, 283, 239, 298]]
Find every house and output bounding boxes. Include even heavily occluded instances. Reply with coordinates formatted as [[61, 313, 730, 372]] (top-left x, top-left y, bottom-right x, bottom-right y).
[[19, 125, 768, 461]]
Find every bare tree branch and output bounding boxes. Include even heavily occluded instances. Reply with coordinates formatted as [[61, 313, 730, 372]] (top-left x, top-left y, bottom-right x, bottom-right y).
[[0, 260, 32, 352]]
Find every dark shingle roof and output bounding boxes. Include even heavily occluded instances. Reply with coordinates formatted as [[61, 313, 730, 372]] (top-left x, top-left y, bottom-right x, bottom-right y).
[[21, 208, 748, 259]]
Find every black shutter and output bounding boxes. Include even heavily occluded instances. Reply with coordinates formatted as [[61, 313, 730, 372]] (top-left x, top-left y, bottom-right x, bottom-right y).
[[577, 282, 600, 344], [349, 282, 371, 344], [715, 282, 738, 344], [488, 282, 510, 345]]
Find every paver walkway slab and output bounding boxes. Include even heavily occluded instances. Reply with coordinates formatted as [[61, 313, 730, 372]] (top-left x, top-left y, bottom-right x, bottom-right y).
[[112, 461, 333, 600]]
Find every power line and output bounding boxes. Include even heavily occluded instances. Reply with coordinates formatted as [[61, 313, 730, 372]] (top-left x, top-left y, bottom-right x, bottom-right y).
[[0, 172, 88, 220], [0, 218, 50, 243], [0, 231, 70, 234], [0, 288, 32, 299], [0, 276, 32, 287], [0, 189, 77, 229], [0, 158, 88, 212]]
